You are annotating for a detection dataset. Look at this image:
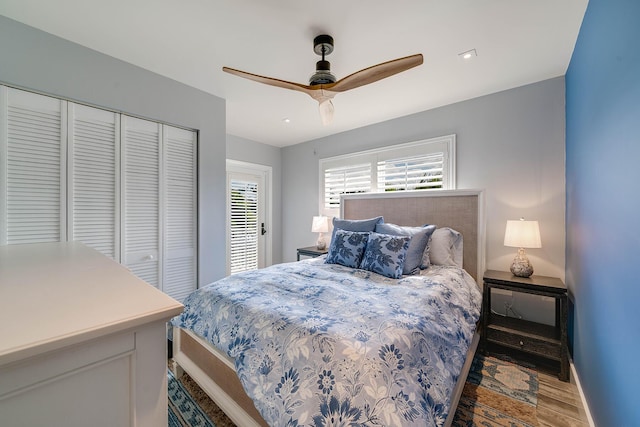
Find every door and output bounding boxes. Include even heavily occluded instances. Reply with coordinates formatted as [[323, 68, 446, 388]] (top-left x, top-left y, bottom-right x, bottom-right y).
[[121, 115, 162, 288], [226, 161, 271, 275], [0, 87, 66, 245]]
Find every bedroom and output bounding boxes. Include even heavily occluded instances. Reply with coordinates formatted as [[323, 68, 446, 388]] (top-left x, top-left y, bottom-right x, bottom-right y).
[[0, 0, 638, 426]]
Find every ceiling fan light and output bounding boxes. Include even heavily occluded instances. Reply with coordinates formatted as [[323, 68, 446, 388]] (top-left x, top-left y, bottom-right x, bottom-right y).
[[319, 100, 334, 126]]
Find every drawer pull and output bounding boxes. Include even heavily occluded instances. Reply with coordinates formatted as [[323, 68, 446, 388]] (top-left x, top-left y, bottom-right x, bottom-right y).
[[519, 341, 524, 346]]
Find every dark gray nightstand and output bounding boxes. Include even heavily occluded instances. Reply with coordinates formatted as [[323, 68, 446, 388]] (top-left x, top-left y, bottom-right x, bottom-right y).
[[481, 269, 569, 381], [297, 246, 328, 261]]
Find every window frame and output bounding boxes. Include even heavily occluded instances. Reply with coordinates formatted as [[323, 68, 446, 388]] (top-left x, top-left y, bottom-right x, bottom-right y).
[[318, 134, 456, 217]]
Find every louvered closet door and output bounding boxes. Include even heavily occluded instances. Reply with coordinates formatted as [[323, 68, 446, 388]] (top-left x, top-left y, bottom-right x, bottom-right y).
[[163, 125, 197, 301], [0, 87, 66, 245], [68, 104, 120, 259], [121, 116, 161, 288]]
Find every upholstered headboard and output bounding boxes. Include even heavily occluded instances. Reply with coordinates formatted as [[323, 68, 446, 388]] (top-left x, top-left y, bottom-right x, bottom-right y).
[[340, 190, 485, 283]]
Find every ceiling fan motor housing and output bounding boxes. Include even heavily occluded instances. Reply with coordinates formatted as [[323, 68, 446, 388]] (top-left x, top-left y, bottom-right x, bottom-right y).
[[310, 35, 336, 85]]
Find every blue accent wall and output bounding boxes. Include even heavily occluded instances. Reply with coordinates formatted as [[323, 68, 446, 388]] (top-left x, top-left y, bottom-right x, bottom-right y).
[[566, 0, 640, 425]]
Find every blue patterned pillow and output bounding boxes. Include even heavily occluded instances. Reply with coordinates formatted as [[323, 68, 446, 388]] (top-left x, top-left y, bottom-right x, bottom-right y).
[[325, 230, 370, 268], [375, 223, 436, 275], [359, 232, 411, 279]]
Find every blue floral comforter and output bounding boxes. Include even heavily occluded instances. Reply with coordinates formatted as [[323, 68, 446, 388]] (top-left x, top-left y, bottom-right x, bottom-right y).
[[172, 257, 481, 427]]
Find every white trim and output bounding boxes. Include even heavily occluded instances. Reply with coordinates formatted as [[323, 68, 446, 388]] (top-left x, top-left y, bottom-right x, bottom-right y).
[[226, 159, 273, 272], [0, 86, 7, 245], [570, 359, 596, 427]]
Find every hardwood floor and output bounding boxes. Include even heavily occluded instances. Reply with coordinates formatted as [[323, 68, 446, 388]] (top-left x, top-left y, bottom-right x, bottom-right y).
[[537, 368, 590, 427]]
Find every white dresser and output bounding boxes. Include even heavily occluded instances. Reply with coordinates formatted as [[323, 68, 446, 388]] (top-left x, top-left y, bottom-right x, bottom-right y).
[[0, 242, 184, 427]]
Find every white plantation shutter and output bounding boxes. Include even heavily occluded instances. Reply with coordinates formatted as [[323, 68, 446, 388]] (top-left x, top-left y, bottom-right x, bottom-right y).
[[0, 87, 66, 245], [229, 177, 259, 274], [68, 104, 120, 259], [121, 116, 161, 288], [377, 153, 444, 191], [320, 135, 455, 215], [163, 125, 197, 301], [323, 163, 371, 209]]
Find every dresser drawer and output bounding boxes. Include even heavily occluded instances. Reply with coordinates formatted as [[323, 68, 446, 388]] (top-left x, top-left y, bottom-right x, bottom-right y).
[[486, 326, 561, 360]]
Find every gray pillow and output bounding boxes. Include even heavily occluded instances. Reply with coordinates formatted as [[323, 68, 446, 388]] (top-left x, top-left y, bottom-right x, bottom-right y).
[[428, 227, 463, 267], [331, 216, 383, 242], [375, 223, 436, 275]]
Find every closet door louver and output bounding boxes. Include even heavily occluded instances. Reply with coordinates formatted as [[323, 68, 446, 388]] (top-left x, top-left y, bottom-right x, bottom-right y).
[[68, 104, 119, 259], [163, 125, 197, 301], [0, 87, 66, 245], [121, 116, 161, 288]]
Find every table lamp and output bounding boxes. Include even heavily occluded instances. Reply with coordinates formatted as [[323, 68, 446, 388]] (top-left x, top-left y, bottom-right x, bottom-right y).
[[311, 216, 329, 250], [504, 218, 541, 278]]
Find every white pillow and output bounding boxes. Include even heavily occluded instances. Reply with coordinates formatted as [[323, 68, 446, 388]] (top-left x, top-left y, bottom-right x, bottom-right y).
[[426, 227, 463, 267]]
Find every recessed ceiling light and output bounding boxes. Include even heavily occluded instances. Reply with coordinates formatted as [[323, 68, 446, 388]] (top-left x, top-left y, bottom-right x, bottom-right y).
[[458, 49, 477, 60], [282, 118, 291, 124]]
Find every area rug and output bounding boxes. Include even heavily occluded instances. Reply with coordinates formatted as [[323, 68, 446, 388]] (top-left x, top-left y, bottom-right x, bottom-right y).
[[169, 353, 539, 427], [451, 354, 539, 427], [168, 369, 216, 427]]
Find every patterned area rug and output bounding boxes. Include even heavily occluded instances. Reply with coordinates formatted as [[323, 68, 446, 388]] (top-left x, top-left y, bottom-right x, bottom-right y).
[[168, 369, 216, 427], [452, 354, 539, 427], [168, 353, 539, 427]]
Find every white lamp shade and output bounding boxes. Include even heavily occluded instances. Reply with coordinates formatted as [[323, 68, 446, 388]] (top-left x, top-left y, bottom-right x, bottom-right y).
[[504, 219, 542, 248], [311, 216, 329, 233]]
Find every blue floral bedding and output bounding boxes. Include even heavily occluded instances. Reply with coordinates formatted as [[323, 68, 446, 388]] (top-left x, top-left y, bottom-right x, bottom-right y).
[[172, 257, 481, 427]]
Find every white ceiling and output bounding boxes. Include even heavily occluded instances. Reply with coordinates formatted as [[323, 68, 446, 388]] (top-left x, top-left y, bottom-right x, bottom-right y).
[[0, 0, 587, 147]]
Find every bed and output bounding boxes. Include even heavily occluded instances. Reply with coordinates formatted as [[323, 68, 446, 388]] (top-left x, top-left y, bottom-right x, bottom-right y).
[[172, 189, 485, 427]]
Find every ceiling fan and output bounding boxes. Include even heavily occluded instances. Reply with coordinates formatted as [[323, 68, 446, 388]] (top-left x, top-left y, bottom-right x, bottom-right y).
[[223, 35, 423, 125]]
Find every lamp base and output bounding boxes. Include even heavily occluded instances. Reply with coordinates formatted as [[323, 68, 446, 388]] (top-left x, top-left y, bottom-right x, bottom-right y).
[[316, 235, 326, 250], [510, 248, 534, 278]]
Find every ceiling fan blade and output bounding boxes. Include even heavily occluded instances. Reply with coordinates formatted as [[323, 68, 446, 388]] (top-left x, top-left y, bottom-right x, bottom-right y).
[[329, 54, 423, 93], [223, 66, 314, 96]]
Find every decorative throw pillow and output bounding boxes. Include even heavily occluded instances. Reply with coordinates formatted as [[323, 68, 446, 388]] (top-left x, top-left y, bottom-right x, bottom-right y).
[[325, 229, 370, 268], [359, 232, 411, 279], [331, 216, 384, 242], [375, 223, 436, 275], [428, 227, 463, 267]]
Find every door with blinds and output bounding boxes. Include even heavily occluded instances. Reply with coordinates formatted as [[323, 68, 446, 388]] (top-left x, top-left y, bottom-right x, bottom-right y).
[[227, 167, 267, 275], [163, 126, 197, 302], [68, 104, 120, 259], [121, 116, 162, 288], [0, 87, 66, 245]]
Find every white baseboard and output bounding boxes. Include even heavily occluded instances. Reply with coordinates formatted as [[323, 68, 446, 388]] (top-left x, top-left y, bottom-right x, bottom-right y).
[[570, 358, 595, 427]]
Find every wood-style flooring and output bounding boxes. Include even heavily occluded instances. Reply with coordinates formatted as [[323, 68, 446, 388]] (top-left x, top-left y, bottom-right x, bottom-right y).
[[537, 368, 590, 427]]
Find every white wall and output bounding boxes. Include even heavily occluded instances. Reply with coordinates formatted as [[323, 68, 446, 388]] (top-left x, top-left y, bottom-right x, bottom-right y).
[[282, 77, 566, 324], [0, 15, 227, 285], [227, 134, 283, 264]]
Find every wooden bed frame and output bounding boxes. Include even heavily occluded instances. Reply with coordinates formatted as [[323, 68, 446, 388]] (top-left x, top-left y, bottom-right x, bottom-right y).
[[173, 189, 485, 427]]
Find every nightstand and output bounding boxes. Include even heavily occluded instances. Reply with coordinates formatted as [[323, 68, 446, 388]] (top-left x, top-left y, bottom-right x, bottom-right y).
[[297, 246, 328, 261], [481, 269, 569, 381]]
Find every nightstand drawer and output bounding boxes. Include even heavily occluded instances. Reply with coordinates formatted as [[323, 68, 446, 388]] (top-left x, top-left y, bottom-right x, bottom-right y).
[[486, 326, 561, 360]]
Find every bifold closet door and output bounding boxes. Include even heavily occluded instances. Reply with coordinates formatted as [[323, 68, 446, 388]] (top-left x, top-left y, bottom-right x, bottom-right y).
[[163, 125, 197, 301], [67, 104, 120, 260], [0, 87, 66, 245], [121, 116, 162, 288]]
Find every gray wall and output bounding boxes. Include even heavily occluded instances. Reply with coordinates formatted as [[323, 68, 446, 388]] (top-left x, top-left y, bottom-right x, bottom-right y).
[[0, 16, 227, 285], [282, 77, 566, 324], [227, 134, 283, 264]]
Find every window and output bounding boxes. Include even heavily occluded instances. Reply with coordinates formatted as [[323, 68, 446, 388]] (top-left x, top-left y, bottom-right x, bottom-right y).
[[319, 135, 455, 216]]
